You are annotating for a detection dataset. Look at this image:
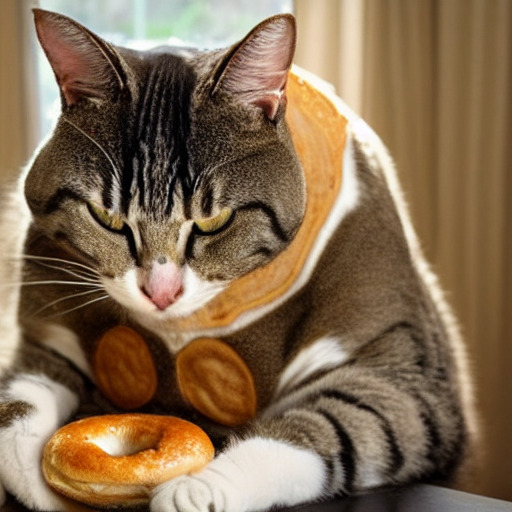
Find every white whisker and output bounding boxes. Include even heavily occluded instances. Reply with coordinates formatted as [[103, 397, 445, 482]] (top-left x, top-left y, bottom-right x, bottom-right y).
[[44, 294, 110, 318], [30, 288, 105, 317], [0, 280, 102, 288], [28, 261, 100, 284], [21, 255, 100, 277], [62, 117, 122, 187]]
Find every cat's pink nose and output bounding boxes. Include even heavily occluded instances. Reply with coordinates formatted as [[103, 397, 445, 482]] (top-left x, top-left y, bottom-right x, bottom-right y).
[[142, 259, 183, 310]]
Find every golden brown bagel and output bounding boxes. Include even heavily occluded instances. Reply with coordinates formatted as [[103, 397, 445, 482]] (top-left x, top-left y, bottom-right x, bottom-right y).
[[42, 414, 214, 508]]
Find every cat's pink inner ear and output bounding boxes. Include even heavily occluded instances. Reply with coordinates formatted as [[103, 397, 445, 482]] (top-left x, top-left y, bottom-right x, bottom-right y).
[[33, 9, 123, 106], [216, 14, 296, 120]]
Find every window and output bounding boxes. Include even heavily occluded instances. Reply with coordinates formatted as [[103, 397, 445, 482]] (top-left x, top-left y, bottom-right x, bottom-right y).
[[36, 0, 293, 138]]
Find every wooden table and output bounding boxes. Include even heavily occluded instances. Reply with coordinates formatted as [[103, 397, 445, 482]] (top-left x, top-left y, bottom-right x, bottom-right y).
[[4, 484, 512, 511], [287, 485, 512, 512]]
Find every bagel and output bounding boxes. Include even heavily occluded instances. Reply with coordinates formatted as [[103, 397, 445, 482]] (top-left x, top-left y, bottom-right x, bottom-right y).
[[42, 414, 214, 508]]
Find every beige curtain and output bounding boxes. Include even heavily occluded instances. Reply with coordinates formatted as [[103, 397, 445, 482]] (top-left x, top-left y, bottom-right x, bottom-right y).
[[0, 0, 40, 186], [295, 0, 512, 501]]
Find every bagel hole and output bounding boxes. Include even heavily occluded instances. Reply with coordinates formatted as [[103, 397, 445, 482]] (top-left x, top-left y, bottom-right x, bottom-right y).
[[90, 430, 160, 457]]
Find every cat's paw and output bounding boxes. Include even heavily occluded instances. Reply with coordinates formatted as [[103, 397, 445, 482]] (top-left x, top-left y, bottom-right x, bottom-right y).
[[0, 375, 79, 511], [151, 437, 325, 512], [0, 438, 68, 511], [152, 475, 216, 512], [0, 438, 88, 512], [151, 468, 244, 512]]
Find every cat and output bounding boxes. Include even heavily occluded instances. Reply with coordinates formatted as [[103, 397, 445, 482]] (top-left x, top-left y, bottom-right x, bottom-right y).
[[0, 8, 477, 512]]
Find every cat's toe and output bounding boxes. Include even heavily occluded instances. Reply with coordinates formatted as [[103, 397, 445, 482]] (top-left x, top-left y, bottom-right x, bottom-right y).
[[151, 475, 226, 512]]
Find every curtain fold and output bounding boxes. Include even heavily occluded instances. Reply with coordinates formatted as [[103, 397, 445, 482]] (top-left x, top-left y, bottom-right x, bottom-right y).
[[295, 0, 512, 501], [0, 0, 39, 186]]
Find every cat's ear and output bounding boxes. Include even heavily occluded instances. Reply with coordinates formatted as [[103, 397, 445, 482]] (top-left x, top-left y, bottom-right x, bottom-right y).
[[33, 9, 125, 107], [213, 14, 296, 121]]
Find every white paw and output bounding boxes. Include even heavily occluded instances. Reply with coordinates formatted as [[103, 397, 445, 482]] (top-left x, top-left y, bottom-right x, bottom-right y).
[[151, 437, 326, 512], [153, 475, 213, 512], [0, 374, 79, 511], [0, 428, 70, 511], [151, 470, 243, 512]]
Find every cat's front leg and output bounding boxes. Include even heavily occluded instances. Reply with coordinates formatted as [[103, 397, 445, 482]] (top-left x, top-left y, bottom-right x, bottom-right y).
[[151, 437, 326, 512], [0, 372, 80, 511]]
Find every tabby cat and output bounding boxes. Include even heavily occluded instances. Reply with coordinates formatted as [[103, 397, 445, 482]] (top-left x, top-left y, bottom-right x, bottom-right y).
[[0, 8, 476, 512]]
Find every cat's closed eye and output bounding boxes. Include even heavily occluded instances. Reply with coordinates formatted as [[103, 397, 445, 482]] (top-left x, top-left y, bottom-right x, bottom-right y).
[[87, 202, 125, 232], [193, 207, 233, 236]]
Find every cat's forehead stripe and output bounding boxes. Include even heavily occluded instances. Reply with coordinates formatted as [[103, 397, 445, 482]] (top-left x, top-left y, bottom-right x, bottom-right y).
[[120, 53, 196, 219]]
